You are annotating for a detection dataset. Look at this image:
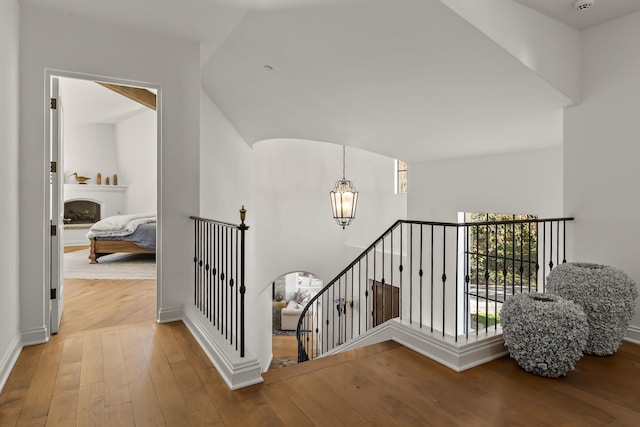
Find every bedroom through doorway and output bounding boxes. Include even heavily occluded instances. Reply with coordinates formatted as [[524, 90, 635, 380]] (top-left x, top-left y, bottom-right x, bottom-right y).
[[50, 74, 159, 335]]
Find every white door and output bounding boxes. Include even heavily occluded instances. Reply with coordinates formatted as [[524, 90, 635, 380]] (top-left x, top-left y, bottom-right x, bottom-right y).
[[50, 77, 64, 334]]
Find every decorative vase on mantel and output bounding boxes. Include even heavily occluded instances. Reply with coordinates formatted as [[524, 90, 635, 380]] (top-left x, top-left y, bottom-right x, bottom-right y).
[[105, 176, 110, 185], [96, 172, 102, 185]]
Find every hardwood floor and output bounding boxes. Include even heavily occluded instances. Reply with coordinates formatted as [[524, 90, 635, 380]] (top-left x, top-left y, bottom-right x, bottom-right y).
[[1, 278, 639, 426], [272, 336, 297, 359]]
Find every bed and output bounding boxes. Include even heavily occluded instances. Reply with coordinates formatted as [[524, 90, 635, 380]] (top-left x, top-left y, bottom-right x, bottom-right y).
[[86, 214, 156, 264]]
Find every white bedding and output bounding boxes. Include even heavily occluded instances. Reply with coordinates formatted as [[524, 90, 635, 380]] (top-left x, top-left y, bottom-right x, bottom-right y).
[[86, 213, 156, 238]]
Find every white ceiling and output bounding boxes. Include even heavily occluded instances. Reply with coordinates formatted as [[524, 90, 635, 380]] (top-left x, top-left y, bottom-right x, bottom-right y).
[[59, 78, 149, 126], [22, 0, 640, 161], [513, 0, 640, 30], [201, 0, 570, 161]]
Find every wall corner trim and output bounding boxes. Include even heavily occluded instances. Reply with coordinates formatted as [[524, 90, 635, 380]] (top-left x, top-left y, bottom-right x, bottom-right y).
[[624, 325, 640, 345], [321, 318, 507, 372], [0, 336, 23, 393], [183, 305, 263, 390]]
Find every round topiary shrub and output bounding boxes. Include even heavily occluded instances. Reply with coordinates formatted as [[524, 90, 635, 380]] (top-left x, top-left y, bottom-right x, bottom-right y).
[[501, 293, 588, 378], [546, 262, 638, 356]]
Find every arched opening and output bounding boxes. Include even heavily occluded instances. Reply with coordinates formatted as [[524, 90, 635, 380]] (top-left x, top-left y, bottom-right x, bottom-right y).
[[269, 271, 322, 369]]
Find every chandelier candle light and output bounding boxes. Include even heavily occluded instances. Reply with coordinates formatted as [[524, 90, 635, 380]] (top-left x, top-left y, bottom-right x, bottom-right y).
[[330, 145, 359, 229]]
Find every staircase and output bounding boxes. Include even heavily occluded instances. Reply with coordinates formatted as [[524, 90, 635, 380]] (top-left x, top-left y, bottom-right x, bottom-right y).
[[296, 217, 573, 370]]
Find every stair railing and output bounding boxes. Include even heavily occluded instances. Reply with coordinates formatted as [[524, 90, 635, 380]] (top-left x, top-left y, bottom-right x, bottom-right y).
[[296, 217, 574, 362], [191, 207, 248, 357]]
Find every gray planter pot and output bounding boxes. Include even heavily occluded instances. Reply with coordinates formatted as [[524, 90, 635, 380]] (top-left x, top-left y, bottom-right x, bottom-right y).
[[547, 262, 638, 355], [501, 293, 588, 378]]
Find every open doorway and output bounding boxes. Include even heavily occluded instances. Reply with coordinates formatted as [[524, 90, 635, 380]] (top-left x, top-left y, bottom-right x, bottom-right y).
[[48, 72, 159, 335], [270, 272, 322, 369]]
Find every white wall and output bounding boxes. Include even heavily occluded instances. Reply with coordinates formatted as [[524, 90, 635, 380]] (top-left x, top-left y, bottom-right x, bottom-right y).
[[564, 11, 640, 334], [64, 124, 118, 184], [199, 90, 254, 224], [199, 103, 406, 369], [253, 139, 407, 287], [0, 0, 21, 389], [19, 4, 200, 341], [115, 109, 157, 213], [408, 147, 564, 222]]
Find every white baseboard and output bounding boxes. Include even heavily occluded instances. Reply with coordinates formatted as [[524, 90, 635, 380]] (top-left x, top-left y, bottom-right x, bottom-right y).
[[183, 305, 263, 390], [322, 319, 507, 372], [624, 325, 640, 344], [157, 306, 183, 323], [21, 326, 49, 346], [0, 336, 22, 393], [264, 353, 274, 373]]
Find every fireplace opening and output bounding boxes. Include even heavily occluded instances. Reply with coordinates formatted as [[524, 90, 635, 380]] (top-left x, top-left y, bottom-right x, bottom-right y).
[[64, 200, 101, 225]]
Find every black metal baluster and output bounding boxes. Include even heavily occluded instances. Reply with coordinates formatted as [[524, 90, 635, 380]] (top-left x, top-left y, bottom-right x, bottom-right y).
[[549, 220, 554, 273], [519, 223, 524, 293], [324, 289, 329, 354], [528, 222, 532, 292], [464, 224, 470, 338], [542, 222, 546, 292], [511, 221, 516, 297], [430, 224, 434, 333], [331, 285, 336, 348], [358, 259, 362, 335], [556, 221, 560, 268], [442, 227, 447, 337], [229, 229, 235, 347], [382, 236, 385, 324], [200, 221, 204, 314], [219, 224, 223, 330], [484, 223, 489, 331], [563, 219, 567, 264], [373, 243, 376, 327], [204, 222, 213, 317], [224, 226, 229, 339], [193, 220, 196, 307], [419, 225, 423, 329], [235, 228, 236, 350], [195, 220, 199, 311], [409, 224, 413, 325], [475, 224, 479, 334], [494, 223, 499, 330], [399, 225, 403, 321], [455, 225, 459, 341], [365, 253, 369, 331], [390, 230, 393, 321], [350, 267, 354, 340]]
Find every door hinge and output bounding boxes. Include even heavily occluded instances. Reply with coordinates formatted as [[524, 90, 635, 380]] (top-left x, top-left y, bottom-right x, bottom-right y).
[[50, 161, 57, 173], [50, 289, 57, 300], [51, 224, 57, 236], [51, 98, 57, 110]]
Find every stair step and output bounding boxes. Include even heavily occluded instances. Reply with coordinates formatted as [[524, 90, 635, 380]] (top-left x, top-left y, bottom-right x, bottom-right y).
[[263, 340, 402, 385]]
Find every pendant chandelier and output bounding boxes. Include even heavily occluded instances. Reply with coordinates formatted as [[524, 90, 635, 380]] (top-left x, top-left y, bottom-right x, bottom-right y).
[[330, 145, 359, 229]]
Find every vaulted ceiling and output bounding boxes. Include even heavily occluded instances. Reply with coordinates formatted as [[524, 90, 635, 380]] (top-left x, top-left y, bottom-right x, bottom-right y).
[[21, 0, 640, 161]]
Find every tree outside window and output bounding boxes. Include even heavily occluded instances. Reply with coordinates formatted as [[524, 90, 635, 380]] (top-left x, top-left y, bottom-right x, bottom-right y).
[[466, 212, 539, 328]]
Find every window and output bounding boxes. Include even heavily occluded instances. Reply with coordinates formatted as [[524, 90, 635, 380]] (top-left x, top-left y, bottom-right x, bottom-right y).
[[395, 159, 408, 194], [465, 212, 538, 328]]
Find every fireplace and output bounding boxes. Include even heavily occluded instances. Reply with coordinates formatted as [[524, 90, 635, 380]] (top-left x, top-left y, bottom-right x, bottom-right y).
[[63, 184, 126, 246], [64, 200, 101, 225]]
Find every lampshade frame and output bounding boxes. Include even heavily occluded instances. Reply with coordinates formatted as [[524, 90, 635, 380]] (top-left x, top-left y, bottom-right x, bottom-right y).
[[329, 146, 359, 229]]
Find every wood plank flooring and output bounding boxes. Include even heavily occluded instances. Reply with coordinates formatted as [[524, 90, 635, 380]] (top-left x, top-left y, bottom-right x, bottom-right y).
[[1, 277, 639, 426]]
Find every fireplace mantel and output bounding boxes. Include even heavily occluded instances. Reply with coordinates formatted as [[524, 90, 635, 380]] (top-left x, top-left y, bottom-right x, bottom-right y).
[[64, 184, 128, 194]]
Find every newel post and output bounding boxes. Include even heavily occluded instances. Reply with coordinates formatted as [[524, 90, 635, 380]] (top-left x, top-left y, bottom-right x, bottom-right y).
[[238, 206, 249, 357]]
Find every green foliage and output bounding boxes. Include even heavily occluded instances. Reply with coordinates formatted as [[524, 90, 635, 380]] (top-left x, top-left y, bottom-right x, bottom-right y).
[[468, 213, 538, 289], [471, 312, 501, 328]]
